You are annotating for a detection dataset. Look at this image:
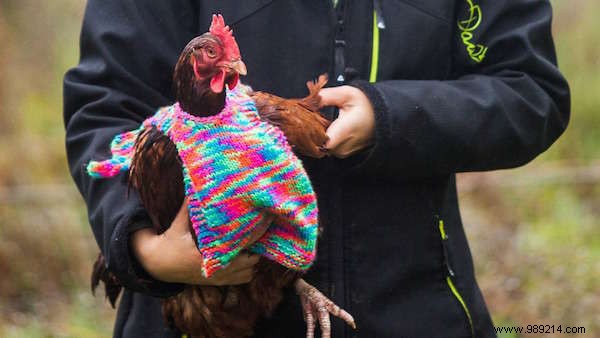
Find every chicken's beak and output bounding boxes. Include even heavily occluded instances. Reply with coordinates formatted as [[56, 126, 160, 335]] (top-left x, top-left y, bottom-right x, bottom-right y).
[[230, 59, 247, 76]]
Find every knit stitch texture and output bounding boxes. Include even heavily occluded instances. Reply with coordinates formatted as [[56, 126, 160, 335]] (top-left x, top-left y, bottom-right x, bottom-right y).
[[87, 84, 318, 277]]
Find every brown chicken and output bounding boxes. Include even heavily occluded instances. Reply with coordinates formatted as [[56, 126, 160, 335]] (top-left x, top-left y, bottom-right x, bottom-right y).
[[91, 14, 354, 338]]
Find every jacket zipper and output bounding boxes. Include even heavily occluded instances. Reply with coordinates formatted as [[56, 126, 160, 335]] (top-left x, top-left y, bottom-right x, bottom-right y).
[[334, 0, 383, 84], [370, 0, 385, 83], [328, 2, 383, 336], [329, 2, 348, 336], [436, 215, 475, 337]]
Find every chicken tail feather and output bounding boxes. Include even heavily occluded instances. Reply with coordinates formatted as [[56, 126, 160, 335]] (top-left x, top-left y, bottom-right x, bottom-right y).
[[299, 73, 328, 112], [91, 252, 123, 308]]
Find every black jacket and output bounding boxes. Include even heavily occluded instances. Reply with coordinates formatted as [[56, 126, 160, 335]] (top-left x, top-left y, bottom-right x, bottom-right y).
[[64, 1, 569, 337]]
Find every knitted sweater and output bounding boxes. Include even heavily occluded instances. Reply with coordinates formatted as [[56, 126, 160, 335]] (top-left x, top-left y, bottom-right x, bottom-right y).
[[87, 85, 318, 277]]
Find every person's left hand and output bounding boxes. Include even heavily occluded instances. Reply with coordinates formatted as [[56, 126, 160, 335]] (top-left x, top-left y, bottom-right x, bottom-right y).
[[319, 86, 376, 158], [131, 198, 272, 285]]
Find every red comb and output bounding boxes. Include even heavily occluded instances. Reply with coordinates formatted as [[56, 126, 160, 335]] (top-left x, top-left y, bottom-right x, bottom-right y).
[[209, 14, 241, 60]]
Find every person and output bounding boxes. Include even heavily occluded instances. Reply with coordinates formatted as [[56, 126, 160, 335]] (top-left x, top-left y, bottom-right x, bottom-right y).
[[63, 1, 569, 337]]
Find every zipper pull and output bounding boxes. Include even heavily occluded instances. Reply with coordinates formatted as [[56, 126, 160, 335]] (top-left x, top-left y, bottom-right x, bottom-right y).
[[374, 0, 386, 29], [334, 39, 346, 83]]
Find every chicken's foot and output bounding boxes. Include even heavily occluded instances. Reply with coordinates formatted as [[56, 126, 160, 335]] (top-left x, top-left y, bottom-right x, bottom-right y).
[[294, 278, 356, 338]]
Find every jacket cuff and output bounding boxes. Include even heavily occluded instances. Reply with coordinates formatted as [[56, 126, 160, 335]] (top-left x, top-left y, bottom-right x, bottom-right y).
[[343, 80, 392, 176], [107, 208, 184, 298]]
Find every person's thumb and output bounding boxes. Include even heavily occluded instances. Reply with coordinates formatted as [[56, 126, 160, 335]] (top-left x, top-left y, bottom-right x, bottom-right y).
[[319, 86, 350, 108]]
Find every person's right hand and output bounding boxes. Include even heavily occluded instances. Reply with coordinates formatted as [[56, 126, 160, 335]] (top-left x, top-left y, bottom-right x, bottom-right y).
[[131, 198, 272, 285]]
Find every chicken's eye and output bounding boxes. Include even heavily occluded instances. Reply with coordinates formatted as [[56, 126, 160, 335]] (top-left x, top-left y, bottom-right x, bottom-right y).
[[205, 47, 217, 58]]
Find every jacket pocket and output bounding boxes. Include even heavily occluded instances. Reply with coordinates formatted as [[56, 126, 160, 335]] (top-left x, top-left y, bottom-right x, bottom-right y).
[[435, 215, 475, 338]]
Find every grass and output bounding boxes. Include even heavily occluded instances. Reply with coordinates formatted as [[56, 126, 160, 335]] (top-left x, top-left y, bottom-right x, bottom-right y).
[[1, 291, 114, 338]]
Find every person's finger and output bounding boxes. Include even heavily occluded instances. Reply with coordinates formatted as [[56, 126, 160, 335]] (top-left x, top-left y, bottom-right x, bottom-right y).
[[169, 197, 191, 235], [261, 213, 276, 226], [318, 87, 350, 108], [238, 253, 261, 267], [189, 252, 258, 285], [324, 118, 350, 151], [226, 253, 261, 273], [247, 213, 274, 245], [205, 254, 255, 284]]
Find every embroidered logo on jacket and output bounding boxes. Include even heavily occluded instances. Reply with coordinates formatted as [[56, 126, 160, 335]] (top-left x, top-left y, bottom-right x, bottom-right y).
[[458, 0, 488, 63]]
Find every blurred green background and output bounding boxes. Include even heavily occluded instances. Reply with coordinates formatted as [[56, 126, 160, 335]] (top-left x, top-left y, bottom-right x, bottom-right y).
[[0, 1, 597, 337]]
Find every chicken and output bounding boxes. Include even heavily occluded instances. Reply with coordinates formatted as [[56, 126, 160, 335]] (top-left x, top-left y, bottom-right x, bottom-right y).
[[90, 14, 354, 338]]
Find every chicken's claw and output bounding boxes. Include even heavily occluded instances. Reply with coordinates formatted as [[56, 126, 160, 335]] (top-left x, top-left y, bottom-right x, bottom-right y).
[[294, 278, 356, 338]]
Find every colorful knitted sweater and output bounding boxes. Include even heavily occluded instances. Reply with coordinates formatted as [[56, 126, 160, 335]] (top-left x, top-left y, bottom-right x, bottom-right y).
[[87, 84, 318, 277]]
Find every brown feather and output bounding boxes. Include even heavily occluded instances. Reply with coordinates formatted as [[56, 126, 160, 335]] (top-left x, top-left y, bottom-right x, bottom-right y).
[[91, 252, 122, 308], [129, 127, 185, 234], [251, 74, 330, 158]]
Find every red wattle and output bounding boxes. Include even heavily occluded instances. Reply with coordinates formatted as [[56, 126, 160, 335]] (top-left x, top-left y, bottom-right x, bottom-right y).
[[210, 69, 226, 93], [227, 73, 239, 90]]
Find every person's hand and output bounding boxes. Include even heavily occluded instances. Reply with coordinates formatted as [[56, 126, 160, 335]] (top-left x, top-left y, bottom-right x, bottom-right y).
[[319, 86, 376, 158], [131, 199, 272, 285]]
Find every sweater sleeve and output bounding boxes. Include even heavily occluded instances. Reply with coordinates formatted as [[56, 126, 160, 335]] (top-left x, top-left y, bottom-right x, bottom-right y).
[[347, 0, 570, 181], [63, 0, 198, 296]]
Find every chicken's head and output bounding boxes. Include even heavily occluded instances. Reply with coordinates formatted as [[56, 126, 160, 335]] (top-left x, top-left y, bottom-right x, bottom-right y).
[[174, 14, 246, 97]]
